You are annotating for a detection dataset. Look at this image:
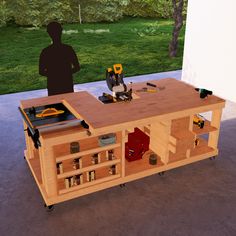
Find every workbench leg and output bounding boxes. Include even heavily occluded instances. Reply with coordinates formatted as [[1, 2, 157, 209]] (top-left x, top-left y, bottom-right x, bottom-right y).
[[39, 146, 46, 187], [40, 145, 58, 197], [23, 121, 35, 159], [44, 203, 54, 212], [208, 109, 223, 150]]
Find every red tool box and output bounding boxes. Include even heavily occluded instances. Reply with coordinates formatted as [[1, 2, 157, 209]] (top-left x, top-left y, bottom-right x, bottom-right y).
[[125, 128, 150, 161]]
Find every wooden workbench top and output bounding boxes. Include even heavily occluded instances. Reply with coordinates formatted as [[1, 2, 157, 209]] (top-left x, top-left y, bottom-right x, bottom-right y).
[[20, 78, 225, 130]]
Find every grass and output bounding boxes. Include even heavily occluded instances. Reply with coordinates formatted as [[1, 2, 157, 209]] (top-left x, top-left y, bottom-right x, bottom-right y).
[[0, 17, 185, 95]]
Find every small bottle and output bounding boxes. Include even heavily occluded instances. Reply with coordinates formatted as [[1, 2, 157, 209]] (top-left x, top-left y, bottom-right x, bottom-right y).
[[73, 158, 81, 169], [65, 178, 70, 189], [107, 150, 114, 160], [75, 174, 83, 185], [90, 171, 95, 181], [56, 162, 63, 174], [109, 165, 116, 175], [70, 176, 74, 187], [70, 142, 80, 154], [92, 153, 100, 164], [87, 171, 95, 182]]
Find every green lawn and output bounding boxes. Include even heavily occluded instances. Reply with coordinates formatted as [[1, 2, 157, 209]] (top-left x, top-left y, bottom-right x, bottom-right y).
[[0, 17, 185, 95]]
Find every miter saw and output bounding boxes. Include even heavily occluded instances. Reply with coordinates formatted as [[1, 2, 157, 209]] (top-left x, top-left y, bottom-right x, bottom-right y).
[[99, 64, 132, 104]]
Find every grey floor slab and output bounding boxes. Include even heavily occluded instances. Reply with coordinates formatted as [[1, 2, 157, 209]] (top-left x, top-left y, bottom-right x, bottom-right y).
[[0, 70, 236, 236]]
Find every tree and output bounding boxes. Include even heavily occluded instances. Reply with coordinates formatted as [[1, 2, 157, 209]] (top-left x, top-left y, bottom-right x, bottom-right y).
[[169, 0, 185, 57]]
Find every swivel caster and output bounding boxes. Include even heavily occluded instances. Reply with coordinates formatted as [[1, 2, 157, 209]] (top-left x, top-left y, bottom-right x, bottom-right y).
[[23, 156, 26, 160], [120, 183, 126, 188], [210, 156, 216, 160], [44, 204, 54, 212], [158, 171, 165, 176]]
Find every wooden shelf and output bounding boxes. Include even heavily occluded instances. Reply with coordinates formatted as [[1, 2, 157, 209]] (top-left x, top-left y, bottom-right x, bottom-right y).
[[56, 143, 121, 163], [58, 174, 121, 195], [20, 78, 225, 205], [57, 159, 120, 179], [125, 150, 164, 176], [192, 120, 217, 135], [190, 138, 215, 157]]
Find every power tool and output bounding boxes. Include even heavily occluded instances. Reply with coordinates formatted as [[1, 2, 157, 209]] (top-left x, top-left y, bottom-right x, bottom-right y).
[[99, 64, 132, 103], [195, 88, 213, 99]]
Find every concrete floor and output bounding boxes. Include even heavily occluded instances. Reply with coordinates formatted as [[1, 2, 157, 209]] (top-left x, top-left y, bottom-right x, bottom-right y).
[[0, 70, 236, 236]]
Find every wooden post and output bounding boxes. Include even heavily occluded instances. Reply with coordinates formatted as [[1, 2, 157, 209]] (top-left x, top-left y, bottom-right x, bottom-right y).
[[40, 142, 58, 197], [150, 121, 171, 164], [208, 109, 223, 149], [79, 4, 82, 24], [23, 121, 35, 159]]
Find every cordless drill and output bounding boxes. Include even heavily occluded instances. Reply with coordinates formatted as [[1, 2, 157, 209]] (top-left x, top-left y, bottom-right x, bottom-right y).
[[195, 88, 213, 99]]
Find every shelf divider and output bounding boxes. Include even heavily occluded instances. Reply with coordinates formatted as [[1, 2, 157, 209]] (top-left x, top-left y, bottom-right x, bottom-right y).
[[57, 159, 121, 179], [59, 174, 121, 195], [56, 143, 121, 163]]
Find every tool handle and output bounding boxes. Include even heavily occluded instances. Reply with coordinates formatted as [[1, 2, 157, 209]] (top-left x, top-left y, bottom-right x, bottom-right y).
[[146, 82, 157, 87], [113, 64, 123, 74]]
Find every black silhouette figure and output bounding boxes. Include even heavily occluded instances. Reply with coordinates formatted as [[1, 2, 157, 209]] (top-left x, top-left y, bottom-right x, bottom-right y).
[[39, 22, 80, 96]]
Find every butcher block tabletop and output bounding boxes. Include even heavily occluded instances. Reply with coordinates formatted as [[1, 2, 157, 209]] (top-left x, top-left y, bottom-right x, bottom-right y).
[[20, 78, 225, 130]]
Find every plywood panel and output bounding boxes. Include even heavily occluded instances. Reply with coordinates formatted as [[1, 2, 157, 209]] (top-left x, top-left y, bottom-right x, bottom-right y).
[[20, 78, 225, 130]]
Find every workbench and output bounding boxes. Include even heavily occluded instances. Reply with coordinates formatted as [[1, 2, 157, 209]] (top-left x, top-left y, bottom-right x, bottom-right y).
[[19, 78, 225, 208]]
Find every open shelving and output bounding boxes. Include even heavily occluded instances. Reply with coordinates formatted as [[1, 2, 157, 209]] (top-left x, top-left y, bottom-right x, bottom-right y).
[[125, 151, 165, 176]]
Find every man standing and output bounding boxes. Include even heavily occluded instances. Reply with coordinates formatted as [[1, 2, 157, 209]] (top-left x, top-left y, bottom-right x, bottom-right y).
[[39, 21, 80, 96]]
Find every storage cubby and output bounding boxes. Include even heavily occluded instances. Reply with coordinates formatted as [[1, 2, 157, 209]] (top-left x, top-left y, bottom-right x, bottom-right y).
[[125, 150, 165, 176], [51, 131, 122, 195]]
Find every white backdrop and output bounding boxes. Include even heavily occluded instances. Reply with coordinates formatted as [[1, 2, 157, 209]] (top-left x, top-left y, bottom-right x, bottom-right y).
[[182, 0, 236, 102]]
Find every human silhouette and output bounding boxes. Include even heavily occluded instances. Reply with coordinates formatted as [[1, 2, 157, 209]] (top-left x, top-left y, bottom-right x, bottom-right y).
[[39, 21, 80, 96]]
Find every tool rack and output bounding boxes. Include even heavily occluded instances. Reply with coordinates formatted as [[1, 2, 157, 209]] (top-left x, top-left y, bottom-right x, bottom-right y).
[[19, 78, 225, 210]]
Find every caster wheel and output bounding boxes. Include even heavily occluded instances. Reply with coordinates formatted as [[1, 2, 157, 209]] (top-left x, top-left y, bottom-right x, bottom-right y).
[[23, 156, 26, 160], [158, 171, 165, 176], [120, 183, 126, 188], [44, 204, 54, 212], [210, 156, 216, 160]]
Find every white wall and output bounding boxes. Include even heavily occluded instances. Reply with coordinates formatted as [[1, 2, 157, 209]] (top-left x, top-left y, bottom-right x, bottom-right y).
[[182, 0, 236, 102]]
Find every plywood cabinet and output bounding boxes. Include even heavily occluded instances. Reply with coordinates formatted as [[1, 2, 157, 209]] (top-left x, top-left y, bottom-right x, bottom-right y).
[[20, 78, 225, 207]]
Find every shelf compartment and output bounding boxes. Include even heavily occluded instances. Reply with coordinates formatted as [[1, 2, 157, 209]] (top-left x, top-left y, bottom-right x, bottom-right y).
[[171, 117, 190, 134], [57, 159, 120, 179], [82, 150, 117, 168], [192, 120, 217, 135], [54, 136, 99, 158], [169, 130, 195, 154], [58, 173, 121, 195], [168, 151, 187, 163], [170, 130, 195, 141], [28, 157, 43, 184], [55, 143, 121, 163], [125, 150, 165, 176], [190, 137, 215, 157]]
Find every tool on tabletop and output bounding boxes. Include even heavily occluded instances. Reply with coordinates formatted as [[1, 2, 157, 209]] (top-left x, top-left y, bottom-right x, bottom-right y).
[[18, 103, 91, 149], [136, 87, 157, 93], [146, 82, 157, 87], [195, 88, 213, 99], [135, 82, 165, 93], [98, 64, 132, 103]]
